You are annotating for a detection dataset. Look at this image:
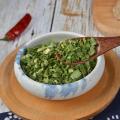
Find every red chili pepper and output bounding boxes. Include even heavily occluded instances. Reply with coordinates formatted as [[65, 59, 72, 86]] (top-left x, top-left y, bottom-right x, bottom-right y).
[[0, 13, 32, 41]]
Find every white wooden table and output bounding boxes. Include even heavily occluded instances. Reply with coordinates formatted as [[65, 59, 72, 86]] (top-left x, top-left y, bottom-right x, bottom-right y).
[[0, 0, 120, 115]]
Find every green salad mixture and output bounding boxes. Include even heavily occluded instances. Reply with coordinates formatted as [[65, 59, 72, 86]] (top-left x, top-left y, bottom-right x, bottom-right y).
[[20, 38, 97, 85]]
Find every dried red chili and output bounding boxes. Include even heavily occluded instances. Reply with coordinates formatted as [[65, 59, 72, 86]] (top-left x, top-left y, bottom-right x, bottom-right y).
[[0, 13, 32, 41]]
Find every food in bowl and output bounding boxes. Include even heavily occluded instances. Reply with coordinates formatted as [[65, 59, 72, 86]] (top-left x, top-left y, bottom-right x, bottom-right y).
[[20, 37, 97, 85], [14, 32, 105, 100]]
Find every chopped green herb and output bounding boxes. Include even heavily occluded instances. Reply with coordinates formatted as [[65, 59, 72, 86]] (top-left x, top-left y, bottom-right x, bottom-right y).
[[20, 38, 97, 85]]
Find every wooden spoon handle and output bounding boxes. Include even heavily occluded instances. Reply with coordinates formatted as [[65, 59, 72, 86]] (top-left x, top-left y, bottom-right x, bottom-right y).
[[97, 36, 120, 56]]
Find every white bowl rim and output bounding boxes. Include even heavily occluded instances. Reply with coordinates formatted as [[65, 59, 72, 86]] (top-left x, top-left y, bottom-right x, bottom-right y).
[[15, 31, 104, 87], [26, 31, 85, 45]]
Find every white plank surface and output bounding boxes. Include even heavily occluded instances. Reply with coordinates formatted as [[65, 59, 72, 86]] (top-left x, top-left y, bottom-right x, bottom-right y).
[[52, 0, 102, 36], [0, 0, 120, 116], [0, 0, 56, 113], [0, 0, 56, 63]]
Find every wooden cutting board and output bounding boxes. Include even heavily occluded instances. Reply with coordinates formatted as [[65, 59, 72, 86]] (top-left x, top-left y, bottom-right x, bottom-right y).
[[93, 0, 120, 36], [0, 50, 120, 120]]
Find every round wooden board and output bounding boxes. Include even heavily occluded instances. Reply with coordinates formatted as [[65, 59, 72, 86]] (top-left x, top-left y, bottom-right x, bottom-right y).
[[0, 50, 120, 120], [93, 0, 120, 36]]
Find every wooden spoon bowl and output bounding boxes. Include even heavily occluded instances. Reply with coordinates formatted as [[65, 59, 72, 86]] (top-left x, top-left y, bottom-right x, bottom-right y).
[[56, 36, 120, 64]]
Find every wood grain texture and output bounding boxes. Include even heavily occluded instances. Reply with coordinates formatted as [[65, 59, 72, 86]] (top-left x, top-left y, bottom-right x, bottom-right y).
[[0, 50, 120, 120], [113, 0, 120, 20], [93, 0, 120, 36], [0, 0, 56, 112], [92, 0, 120, 59], [52, 0, 102, 36], [61, 0, 82, 16], [0, 0, 56, 63]]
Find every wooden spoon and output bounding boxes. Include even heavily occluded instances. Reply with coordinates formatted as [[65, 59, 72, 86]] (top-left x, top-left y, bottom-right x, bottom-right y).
[[55, 36, 120, 64]]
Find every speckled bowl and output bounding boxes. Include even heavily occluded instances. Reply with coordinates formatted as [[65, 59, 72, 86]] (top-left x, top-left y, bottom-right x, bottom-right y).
[[14, 32, 105, 100]]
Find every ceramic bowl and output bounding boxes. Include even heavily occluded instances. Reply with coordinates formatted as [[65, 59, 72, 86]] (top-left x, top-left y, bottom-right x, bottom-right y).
[[14, 32, 105, 100]]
